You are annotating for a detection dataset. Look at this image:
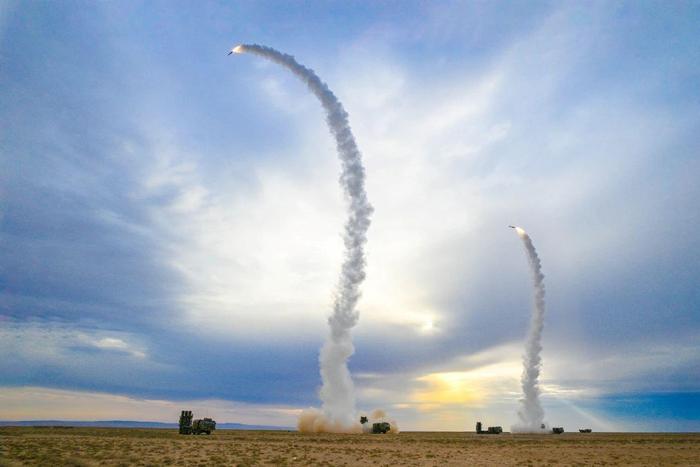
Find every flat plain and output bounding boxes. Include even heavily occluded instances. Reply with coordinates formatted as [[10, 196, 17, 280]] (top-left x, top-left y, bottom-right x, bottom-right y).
[[1, 427, 698, 466]]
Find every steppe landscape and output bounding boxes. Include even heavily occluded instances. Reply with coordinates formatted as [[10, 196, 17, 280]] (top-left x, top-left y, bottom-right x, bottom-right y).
[[1, 428, 699, 466]]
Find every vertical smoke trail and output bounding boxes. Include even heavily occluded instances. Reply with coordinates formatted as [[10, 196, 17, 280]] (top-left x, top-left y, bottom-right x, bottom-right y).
[[231, 44, 372, 432], [511, 226, 547, 433]]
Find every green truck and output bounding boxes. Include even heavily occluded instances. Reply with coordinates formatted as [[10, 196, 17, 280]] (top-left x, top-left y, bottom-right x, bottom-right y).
[[360, 416, 391, 434], [476, 422, 502, 434], [371, 422, 391, 434], [179, 410, 216, 435], [191, 418, 216, 435]]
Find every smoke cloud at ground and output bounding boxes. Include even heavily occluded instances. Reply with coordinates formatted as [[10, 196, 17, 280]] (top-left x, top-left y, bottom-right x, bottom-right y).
[[296, 408, 399, 434], [297, 408, 363, 434], [233, 44, 373, 432], [511, 227, 548, 433]]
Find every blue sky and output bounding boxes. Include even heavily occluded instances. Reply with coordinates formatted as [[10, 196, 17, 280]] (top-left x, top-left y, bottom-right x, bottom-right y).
[[1, 1, 699, 431]]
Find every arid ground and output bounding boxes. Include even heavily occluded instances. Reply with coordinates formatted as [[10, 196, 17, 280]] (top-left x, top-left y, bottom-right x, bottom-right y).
[[1, 427, 698, 466]]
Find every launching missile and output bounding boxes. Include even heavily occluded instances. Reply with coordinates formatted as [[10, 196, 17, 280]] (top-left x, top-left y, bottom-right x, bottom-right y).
[[228, 45, 244, 56], [508, 225, 516, 229]]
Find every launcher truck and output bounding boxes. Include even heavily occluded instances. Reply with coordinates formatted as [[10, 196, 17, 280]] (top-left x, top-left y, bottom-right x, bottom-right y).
[[178, 410, 216, 435], [476, 422, 503, 434]]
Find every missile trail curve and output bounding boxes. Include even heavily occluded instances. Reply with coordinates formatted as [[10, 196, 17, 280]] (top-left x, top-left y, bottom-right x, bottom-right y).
[[231, 44, 372, 432]]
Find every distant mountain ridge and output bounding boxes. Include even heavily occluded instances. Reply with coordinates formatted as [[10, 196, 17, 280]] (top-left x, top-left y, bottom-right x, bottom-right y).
[[0, 420, 292, 430]]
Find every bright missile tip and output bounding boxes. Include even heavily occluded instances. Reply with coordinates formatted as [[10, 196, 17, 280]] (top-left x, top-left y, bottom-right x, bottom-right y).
[[231, 45, 245, 54], [514, 226, 526, 236]]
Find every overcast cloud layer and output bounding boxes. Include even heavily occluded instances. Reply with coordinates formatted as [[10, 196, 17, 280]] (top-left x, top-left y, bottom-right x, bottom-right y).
[[1, 1, 699, 431]]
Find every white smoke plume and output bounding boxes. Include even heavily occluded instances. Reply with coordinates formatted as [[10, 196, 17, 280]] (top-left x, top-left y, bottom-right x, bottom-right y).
[[510, 226, 548, 433], [231, 44, 373, 432]]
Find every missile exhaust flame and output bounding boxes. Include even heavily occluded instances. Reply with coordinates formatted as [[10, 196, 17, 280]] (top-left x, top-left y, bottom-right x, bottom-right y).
[[228, 45, 245, 55], [510, 226, 548, 433], [230, 43, 373, 433]]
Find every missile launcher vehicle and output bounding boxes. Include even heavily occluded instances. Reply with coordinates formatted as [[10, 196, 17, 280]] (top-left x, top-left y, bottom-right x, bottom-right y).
[[178, 410, 216, 435], [476, 421, 502, 434]]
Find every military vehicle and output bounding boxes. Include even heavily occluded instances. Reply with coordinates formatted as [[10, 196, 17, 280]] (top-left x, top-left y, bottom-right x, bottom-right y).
[[178, 410, 216, 435], [579, 428, 592, 433], [360, 416, 391, 434], [552, 427, 564, 434], [192, 418, 216, 435], [476, 421, 502, 434], [372, 422, 391, 434]]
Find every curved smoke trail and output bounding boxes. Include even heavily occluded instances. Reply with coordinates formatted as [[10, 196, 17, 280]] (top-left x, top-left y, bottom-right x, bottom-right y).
[[230, 44, 372, 432], [511, 226, 547, 433]]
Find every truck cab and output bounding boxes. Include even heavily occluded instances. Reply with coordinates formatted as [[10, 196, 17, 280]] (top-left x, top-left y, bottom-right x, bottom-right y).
[[191, 417, 216, 435]]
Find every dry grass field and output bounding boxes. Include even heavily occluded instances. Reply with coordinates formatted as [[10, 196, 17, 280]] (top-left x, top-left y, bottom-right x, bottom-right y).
[[1, 427, 698, 466]]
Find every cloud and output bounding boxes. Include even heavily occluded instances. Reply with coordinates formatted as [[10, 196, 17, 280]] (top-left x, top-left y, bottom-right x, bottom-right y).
[[349, 336, 699, 430], [0, 321, 153, 375], [89, 337, 146, 359], [0, 1, 698, 430], [0, 386, 300, 427]]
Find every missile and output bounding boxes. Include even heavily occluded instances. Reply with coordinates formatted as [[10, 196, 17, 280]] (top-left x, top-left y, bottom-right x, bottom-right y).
[[228, 45, 245, 56], [509, 225, 526, 236]]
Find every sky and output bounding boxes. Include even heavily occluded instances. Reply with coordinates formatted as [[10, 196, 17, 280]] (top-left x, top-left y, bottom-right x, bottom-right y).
[[1, 0, 699, 432]]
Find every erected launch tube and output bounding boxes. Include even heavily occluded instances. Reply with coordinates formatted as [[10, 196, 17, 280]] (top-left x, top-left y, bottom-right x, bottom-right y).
[[230, 44, 372, 432]]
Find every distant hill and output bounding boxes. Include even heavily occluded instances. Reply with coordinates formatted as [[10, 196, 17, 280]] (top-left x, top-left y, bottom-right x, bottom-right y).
[[0, 420, 293, 430]]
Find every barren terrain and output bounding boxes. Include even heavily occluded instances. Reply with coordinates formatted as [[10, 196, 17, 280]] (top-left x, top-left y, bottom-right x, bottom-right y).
[[1, 427, 698, 466]]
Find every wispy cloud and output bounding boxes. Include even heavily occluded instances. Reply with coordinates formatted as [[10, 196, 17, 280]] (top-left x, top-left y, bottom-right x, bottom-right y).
[[0, 386, 299, 426]]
